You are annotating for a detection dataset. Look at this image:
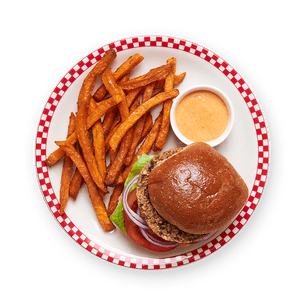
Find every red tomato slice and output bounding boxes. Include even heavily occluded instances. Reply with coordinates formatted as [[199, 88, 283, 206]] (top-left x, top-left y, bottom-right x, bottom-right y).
[[123, 188, 178, 252]]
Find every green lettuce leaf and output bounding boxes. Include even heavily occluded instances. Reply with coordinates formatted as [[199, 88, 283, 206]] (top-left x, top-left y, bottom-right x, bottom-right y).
[[110, 153, 154, 234], [109, 201, 127, 234], [124, 153, 154, 189]]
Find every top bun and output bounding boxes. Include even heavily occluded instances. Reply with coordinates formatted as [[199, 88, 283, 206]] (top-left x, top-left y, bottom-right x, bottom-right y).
[[147, 142, 249, 234]]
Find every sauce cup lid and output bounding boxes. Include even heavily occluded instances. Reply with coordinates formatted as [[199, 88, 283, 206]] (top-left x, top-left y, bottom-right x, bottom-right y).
[[170, 85, 234, 147]]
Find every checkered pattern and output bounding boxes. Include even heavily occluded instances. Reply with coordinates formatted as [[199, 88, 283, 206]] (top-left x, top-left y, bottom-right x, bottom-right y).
[[35, 35, 270, 270]]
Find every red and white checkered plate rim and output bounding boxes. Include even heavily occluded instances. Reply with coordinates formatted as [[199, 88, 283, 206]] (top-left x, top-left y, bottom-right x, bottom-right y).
[[35, 35, 270, 269]]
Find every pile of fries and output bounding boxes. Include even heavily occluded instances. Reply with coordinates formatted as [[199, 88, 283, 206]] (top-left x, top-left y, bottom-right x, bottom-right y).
[[46, 49, 186, 231]]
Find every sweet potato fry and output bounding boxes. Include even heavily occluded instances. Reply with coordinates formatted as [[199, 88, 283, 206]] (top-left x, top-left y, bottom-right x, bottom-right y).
[[124, 82, 155, 165], [92, 84, 110, 104], [46, 96, 121, 167], [93, 53, 144, 101], [109, 147, 117, 164], [69, 166, 84, 200], [86, 97, 120, 129], [104, 122, 120, 154], [153, 58, 176, 151], [140, 113, 163, 155], [153, 102, 172, 151], [102, 105, 118, 138], [119, 113, 163, 184], [102, 84, 140, 140], [105, 128, 133, 186], [55, 141, 115, 231], [107, 183, 124, 216], [119, 62, 174, 90], [75, 102, 107, 193], [155, 72, 186, 90], [102, 68, 129, 121], [78, 49, 116, 109], [140, 111, 153, 141], [126, 87, 142, 107], [89, 99, 106, 186], [129, 94, 141, 112], [109, 89, 179, 151], [46, 145, 70, 168], [118, 73, 131, 86], [174, 72, 186, 86], [164, 58, 176, 90], [59, 112, 76, 214], [105, 98, 141, 186], [101, 73, 130, 137], [113, 53, 144, 81]]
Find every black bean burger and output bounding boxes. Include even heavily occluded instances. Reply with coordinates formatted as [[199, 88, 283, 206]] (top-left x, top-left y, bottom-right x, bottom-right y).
[[116, 142, 249, 252]]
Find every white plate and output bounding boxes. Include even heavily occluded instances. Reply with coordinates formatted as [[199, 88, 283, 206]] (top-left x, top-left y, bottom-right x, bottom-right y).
[[35, 35, 270, 269]]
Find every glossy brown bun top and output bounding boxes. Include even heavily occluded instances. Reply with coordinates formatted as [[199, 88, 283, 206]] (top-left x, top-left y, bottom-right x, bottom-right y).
[[147, 142, 249, 234]]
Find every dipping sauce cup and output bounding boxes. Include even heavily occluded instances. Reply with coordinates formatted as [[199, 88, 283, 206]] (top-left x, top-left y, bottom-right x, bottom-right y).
[[170, 85, 234, 147]]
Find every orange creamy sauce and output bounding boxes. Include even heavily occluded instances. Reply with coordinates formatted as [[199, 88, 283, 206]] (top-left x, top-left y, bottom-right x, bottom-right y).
[[175, 90, 229, 142]]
